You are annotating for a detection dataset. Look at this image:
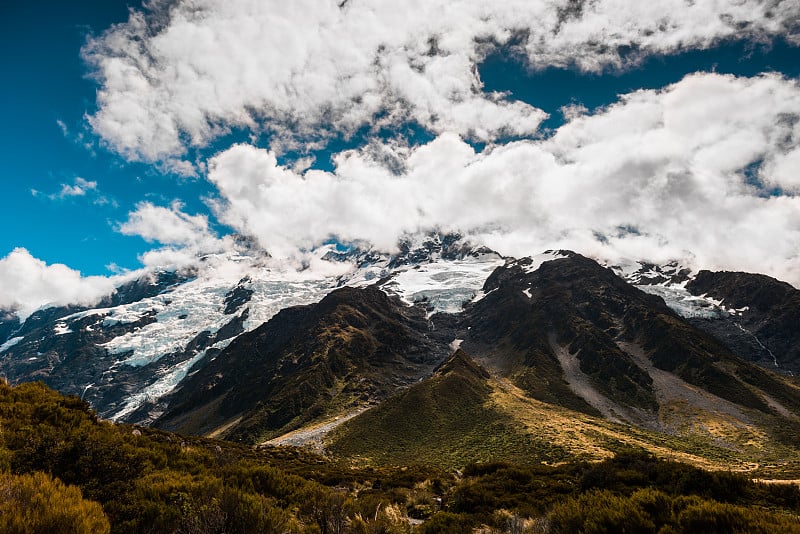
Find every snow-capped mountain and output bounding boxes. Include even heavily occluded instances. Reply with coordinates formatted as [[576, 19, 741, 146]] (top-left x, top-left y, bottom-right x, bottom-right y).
[[1, 234, 797, 431], [0, 233, 502, 424], [608, 258, 799, 375]]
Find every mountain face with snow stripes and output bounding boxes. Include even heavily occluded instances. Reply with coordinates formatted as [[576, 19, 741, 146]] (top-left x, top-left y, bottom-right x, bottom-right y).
[[0, 234, 502, 423], [0, 234, 798, 451]]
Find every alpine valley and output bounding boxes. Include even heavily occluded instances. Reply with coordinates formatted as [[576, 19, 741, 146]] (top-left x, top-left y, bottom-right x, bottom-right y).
[[3, 235, 800, 531]]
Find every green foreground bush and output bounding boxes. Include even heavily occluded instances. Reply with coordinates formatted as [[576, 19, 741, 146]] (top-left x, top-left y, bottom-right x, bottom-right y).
[[2, 381, 800, 533], [0, 471, 110, 533]]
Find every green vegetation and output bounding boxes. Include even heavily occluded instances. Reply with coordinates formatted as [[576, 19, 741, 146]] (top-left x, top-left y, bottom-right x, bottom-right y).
[[444, 451, 800, 532], [0, 471, 110, 533], [0, 380, 427, 533], [2, 380, 800, 532], [328, 351, 556, 468]]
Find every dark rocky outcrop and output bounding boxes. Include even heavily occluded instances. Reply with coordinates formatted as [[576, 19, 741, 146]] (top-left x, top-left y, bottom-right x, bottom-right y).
[[686, 271, 800, 374], [459, 253, 795, 419]]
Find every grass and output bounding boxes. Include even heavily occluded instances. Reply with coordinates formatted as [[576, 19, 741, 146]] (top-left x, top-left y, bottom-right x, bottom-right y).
[[326, 357, 800, 477], [326, 352, 557, 469]]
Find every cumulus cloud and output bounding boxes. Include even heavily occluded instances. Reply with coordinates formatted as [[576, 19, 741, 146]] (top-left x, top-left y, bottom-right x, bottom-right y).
[[0, 249, 126, 320], [117, 200, 232, 268], [83, 0, 797, 163], [55, 177, 97, 198], [68, 0, 800, 289], [118, 201, 216, 246], [208, 73, 800, 285]]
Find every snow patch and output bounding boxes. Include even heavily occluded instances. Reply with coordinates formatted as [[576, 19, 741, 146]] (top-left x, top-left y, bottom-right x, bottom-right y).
[[0, 336, 24, 352], [471, 287, 497, 303], [509, 250, 570, 274], [110, 338, 232, 421], [53, 323, 72, 335], [379, 256, 504, 315], [100, 261, 347, 367], [635, 284, 730, 319]]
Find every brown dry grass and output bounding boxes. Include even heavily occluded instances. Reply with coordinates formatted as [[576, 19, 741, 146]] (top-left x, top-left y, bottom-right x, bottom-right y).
[[487, 376, 762, 472]]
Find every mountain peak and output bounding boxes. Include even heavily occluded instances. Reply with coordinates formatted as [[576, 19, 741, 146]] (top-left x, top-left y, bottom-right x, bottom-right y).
[[434, 349, 491, 380]]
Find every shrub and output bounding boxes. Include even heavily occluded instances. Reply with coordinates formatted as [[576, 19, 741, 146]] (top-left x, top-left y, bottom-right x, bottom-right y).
[[0, 471, 110, 534], [546, 489, 655, 534]]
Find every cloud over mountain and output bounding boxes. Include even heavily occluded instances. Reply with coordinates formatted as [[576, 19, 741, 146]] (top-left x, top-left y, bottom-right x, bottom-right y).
[[0, 249, 123, 320], [4, 0, 798, 319], [208, 72, 800, 284]]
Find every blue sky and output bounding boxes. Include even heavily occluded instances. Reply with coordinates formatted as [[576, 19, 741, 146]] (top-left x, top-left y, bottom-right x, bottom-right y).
[[1, 1, 799, 314], [1, 1, 215, 274]]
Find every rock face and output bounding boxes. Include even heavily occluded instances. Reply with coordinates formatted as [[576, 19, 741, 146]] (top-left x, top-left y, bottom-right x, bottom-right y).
[[685, 271, 800, 374], [155, 286, 451, 443], [458, 253, 800, 428]]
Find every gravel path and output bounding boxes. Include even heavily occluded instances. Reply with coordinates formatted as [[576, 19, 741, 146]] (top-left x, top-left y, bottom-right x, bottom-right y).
[[261, 407, 370, 452]]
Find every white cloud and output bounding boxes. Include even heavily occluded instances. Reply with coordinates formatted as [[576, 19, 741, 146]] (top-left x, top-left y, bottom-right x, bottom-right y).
[[54, 177, 97, 198], [0, 249, 126, 320], [73, 0, 800, 288], [83, 0, 796, 163], [118, 200, 218, 247], [31, 177, 117, 206], [208, 73, 800, 286], [56, 118, 68, 137], [117, 200, 235, 269]]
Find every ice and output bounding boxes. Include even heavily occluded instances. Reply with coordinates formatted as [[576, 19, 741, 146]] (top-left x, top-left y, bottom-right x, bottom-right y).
[[101, 277, 233, 366], [635, 284, 731, 319], [243, 273, 340, 331], [99, 259, 346, 367], [0, 336, 24, 352], [109, 340, 231, 421], [380, 255, 504, 315]]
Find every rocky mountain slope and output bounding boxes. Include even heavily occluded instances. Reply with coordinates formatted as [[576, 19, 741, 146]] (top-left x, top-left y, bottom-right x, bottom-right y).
[[326, 253, 800, 471], [684, 270, 800, 373], [156, 286, 451, 443], [0, 234, 500, 425], [1, 237, 799, 473]]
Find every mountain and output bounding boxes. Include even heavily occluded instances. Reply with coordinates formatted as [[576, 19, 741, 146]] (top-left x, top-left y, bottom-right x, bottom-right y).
[[327, 349, 539, 468], [1, 236, 800, 475], [684, 270, 800, 374], [323, 252, 800, 470], [459, 252, 798, 420], [0, 233, 500, 425], [155, 285, 451, 443]]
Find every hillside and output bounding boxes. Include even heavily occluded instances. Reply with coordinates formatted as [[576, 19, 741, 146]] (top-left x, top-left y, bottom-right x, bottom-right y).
[[156, 286, 451, 442], [3, 380, 800, 533]]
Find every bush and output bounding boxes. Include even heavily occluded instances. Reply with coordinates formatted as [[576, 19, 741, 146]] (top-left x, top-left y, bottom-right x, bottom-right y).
[[547, 489, 655, 534], [420, 512, 474, 533], [0, 471, 110, 534]]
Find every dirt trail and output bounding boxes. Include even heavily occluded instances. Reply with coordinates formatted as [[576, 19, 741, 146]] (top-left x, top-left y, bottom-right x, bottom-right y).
[[261, 407, 371, 452]]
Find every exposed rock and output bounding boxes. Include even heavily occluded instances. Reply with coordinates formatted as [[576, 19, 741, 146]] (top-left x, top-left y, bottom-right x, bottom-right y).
[[685, 271, 800, 374]]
